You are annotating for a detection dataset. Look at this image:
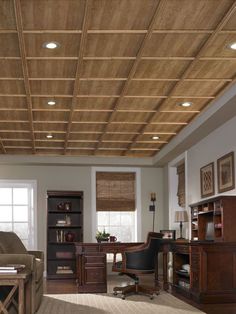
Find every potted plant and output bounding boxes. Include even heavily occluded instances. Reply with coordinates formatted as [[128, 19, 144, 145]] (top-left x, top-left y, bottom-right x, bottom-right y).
[[96, 229, 110, 243]]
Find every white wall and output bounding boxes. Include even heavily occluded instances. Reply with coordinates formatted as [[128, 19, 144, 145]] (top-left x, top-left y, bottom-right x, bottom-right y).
[[0, 164, 163, 253], [188, 115, 236, 204]]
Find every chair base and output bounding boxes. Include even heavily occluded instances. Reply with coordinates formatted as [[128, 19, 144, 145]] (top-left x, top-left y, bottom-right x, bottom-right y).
[[113, 283, 159, 300]]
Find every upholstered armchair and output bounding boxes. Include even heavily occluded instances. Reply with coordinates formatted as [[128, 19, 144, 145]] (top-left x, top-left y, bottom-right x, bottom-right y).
[[0, 231, 44, 313], [112, 232, 163, 299]]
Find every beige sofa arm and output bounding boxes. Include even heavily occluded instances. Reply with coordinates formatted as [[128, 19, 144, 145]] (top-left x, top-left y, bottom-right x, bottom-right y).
[[28, 250, 44, 261], [0, 253, 35, 272]]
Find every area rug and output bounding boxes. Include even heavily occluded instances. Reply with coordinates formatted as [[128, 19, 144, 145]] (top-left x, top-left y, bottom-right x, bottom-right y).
[[37, 291, 205, 314]]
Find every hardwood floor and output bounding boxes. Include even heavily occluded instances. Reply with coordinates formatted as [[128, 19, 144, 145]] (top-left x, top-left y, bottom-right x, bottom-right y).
[[44, 275, 236, 314]]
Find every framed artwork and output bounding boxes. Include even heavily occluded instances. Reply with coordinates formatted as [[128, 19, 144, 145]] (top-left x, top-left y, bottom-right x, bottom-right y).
[[160, 230, 176, 240], [217, 152, 235, 193], [200, 162, 215, 198]]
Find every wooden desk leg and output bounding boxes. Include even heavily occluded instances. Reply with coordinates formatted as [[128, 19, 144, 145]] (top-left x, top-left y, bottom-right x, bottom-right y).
[[162, 252, 169, 291], [18, 280, 25, 314]]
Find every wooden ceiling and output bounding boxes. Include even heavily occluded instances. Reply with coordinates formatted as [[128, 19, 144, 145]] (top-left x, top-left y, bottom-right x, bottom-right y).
[[0, 0, 236, 158]]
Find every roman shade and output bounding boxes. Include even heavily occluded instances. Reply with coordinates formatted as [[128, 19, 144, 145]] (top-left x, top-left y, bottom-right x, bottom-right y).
[[96, 172, 136, 211]]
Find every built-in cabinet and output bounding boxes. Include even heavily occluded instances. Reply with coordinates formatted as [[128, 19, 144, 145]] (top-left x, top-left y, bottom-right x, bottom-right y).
[[47, 190, 83, 279], [172, 195, 236, 303]]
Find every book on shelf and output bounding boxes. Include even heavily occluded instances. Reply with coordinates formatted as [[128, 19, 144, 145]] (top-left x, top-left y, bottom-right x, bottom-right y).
[[0, 264, 25, 273]]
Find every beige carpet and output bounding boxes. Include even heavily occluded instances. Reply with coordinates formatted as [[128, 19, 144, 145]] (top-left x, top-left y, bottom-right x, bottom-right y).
[[37, 291, 205, 314]]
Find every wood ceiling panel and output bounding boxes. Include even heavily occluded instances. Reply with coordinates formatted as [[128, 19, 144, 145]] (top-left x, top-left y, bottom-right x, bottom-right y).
[[28, 60, 77, 78], [85, 34, 144, 57], [0, 81, 25, 94], [172, 81, 227, 97], [152, 112, 196, 123], [0, 0, 16, 29], [82, 60, 133, 78], [34, 123, 67, 132], [95, 150, 124, 157], [0, 110, 28, 120], [99, 142, 129, 149], [73, 111, 110, 122], [24, 34, 81, 57], [21, 0, 85, 30], [0, 132, 31, 140], [79, 81, 123, 96], [125, 151, 154, 157], [35, 149, 63, 155], [126, 81, 174, 96], [0, 34, 20, 57], [144, 124, 183, 133], [0, 122, 29, 131], [132, 142, 163, 149], [35, 133, 65, 141], [143, 33, 208, 57], [69, 133, 99, 141], [32, 97, 72, 110], [3, 140, 31, 147], [200, 33, 236, 57], [33, 111, 69, 122], [153, 0, 234, 30], [102, 133, 134, 142], [66, 149, 94, 156], [75, 97, 116, 110], [70, 123, 105, 133], [111, 112, 151, 123], [89, 0, 157, 30], [0, 60, 23, 78], [134, 60, 190, 79], [68, 142, 96, 149], [117, 98, 162, 111], [36, 141, 64, 148], [6, 148, 31, 154], [161, 98, 210, 112], [223, 10, 236, 29], [136, 134, 172, 142], [106, 124, 143, 133], [0, 97, 27, 109], [188, 60, 236, 79], [30, 81, 73, 95]]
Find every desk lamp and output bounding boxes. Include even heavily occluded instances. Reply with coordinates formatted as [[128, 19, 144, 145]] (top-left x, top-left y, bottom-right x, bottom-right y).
[[175, 210, 188, 239]]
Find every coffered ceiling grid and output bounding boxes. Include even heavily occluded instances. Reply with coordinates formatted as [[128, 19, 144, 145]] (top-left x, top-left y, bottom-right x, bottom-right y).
[[0, 0, 235, 157]]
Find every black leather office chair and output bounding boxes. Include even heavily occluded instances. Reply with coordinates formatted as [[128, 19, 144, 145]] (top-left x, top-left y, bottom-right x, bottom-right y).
[[112, 232, 163, 299]]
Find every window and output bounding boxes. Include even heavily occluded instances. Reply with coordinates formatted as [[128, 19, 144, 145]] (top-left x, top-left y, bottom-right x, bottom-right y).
[[95, 170, 139, 243], [0, 180, 37, 249]]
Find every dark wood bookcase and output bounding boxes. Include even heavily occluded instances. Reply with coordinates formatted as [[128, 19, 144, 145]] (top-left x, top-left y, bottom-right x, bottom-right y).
[[47, 190, 83, 279], [190, 195, 236, 242]]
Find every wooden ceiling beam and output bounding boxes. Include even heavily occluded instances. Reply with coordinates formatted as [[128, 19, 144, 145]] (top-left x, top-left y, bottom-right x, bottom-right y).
[[14, 0, 36, 153], [125, 2, 236, 155]]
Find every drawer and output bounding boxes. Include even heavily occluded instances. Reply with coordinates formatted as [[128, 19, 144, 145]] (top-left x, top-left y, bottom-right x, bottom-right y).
[[174, 245, 189, 254]]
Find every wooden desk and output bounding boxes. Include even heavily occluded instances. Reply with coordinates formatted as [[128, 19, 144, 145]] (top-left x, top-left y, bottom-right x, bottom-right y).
[[75, 242, 143, 292], [0, 271, 32, 314]]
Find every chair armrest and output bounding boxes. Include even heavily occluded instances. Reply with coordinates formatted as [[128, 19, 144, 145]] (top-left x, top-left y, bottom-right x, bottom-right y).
[[28, 250, 44, 261], [0, 253, 35, 272]]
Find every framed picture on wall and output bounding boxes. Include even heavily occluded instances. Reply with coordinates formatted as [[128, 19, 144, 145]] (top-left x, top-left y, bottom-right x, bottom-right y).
[[200, 162, 215, 198], [160, 230, 176, 240], [217, 152, 235, 193]]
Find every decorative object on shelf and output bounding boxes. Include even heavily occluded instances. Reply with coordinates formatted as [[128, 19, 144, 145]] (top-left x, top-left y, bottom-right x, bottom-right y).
[[149, 192, 156, 232], [64, 202, 72, 211], [57, 202, 65, 210], [175, 210, 188, 239], [160, 229, 176, 240], [177, 163, 185, 207], [96, 229, 110, 243], [65, 231, 75, 242], [200, 162, 215, 198], [217, 151, 235, 193], [109, 235, 117, 242]]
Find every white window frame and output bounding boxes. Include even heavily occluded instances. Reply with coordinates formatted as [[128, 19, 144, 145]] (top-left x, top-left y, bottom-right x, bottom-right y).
[[91, 167, 141, 243], [0, 180, 37, 249]]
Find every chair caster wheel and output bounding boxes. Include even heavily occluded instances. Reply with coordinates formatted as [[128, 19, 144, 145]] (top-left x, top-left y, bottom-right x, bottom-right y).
[[122, 295, 125, 300], [113, 292, 118, 296], [150, 295, 154, 300]]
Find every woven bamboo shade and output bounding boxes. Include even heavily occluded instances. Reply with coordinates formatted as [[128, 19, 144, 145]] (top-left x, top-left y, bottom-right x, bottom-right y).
[[96, 172, 136, 212], [177, 163, 185, 208]]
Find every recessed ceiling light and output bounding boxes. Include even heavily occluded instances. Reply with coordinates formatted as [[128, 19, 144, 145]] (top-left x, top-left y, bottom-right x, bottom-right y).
[[46, 134, 53, 139], [228, 42, 236, 50], [47, 100, 56, 106], [179, 101, 192, 107], [43, 41, 60, 49], [152, 136, 160, 140]]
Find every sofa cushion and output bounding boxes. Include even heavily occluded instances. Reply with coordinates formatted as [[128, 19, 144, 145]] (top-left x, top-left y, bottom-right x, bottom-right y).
[[35, 258, 44, 283], [0, 231, 28, 254]]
